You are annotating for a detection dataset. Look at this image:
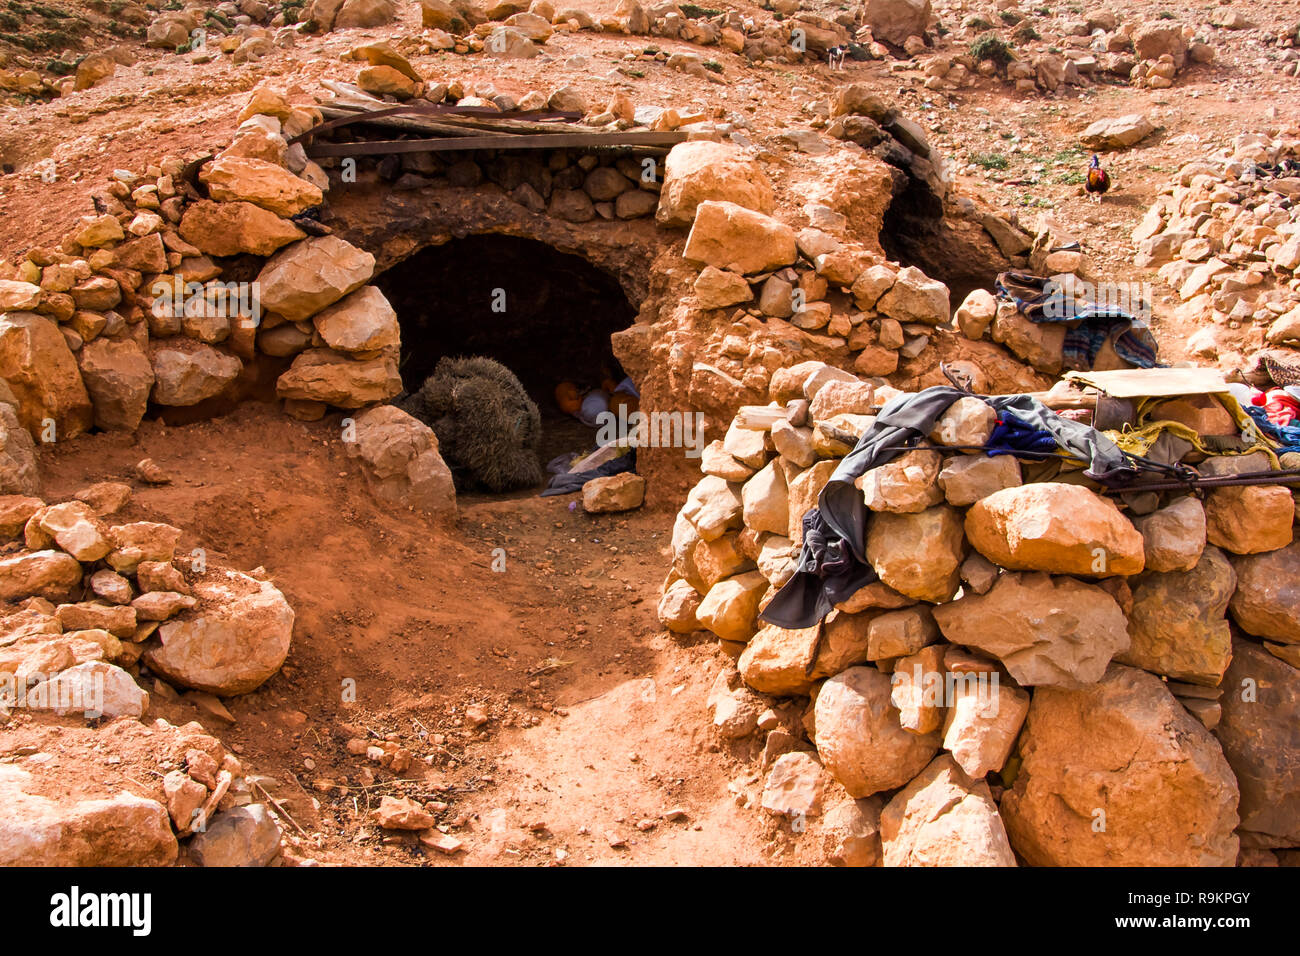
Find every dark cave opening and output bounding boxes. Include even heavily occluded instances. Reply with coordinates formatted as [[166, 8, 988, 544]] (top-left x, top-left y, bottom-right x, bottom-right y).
[[878, 170, 1005, 308], [372, 234, 640, 480]]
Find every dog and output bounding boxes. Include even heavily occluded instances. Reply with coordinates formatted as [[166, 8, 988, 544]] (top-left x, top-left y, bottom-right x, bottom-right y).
[[827, 45, 847, 70]]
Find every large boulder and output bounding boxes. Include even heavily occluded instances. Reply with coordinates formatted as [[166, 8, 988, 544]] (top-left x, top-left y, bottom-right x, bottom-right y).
[[0, 766, 176, 866], [256, 236, 375, 323], [1205, 485, 1294, 554], [965, 482, 1144, 577], [1119, 546, 1235, 685], [814, 666, 940, 798], [1228, 542, 1300, 644], [346, 405, 455, 516], [311, 286, 400, 354], [737, 622, 819, 695], [695, 570, 767, 643], [77, 338, 154, 431], [1001, 665, 1239, 866], [0, 311, 93, 439], [1132, 22, 1188, 70], [880, 755, 1016, 867], [941, 677, 1030, 779], [656, 141, 775, 228], [1132, 495, 1205, 572], [199, 156, 323, 217], [682, 201, 798, 276], [179, 201, 305, 257], [865, 505, 964, 603], [275, 349, 402, 408], [0, 550, 83, 602], [188, 804, 283, 867], [1079, 114, 1155, 150], [864, 0, 931, 47], [932, 572, 1129, 687], [1214, 639, 1300, 847], [0, 403, 39, 496], [334, 0, 397, 28], [151, 345, 243, 406], [143, 570, 294, 696], [875, 266, 949, 326]]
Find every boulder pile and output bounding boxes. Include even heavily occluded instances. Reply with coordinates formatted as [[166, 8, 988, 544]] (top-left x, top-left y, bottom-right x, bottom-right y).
[[661, 361, 1300, 866], [0, 82, 458, 514], [1134, 131, 1300, 376], [0, 482, 295, 706], [0, 482, 300, 865]]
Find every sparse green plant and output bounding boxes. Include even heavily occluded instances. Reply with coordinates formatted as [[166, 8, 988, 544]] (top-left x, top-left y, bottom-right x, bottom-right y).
[[703, 60, 723, 73], [1000, 10, 1021, 24], [1156, 10, 1174, 19], [1014, 23, 1039, 42], [680, 4, 721, 18], [970, 33, 1014, 66], [966, 16, 991, 30], [971, 152, 1010, 170]]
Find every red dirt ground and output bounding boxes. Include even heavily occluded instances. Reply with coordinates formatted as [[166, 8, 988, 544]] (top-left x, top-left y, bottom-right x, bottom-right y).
[[20, 402, 819, 865]]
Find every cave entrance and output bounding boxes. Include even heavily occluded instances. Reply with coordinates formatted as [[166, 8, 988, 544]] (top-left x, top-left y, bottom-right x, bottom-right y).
[[371, 234, 640, 490]]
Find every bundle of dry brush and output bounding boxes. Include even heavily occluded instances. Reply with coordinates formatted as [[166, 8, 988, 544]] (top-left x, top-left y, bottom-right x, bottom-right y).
[[400, 355, 543, 492]]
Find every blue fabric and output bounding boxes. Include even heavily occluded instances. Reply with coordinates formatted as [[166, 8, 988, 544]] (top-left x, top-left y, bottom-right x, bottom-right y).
[[996, 271, 1162, 369], [1245, 405, 1300, 454], [986, 415, 1060, 457], [540, 450, 636, 496]]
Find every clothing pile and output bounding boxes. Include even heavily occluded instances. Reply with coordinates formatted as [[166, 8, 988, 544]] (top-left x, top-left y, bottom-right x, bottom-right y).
[[761, 386, 1141, 628], [996, 271, 1162, 371], [1231, 383, 1300, 454], [762, 380, 1300, 631]]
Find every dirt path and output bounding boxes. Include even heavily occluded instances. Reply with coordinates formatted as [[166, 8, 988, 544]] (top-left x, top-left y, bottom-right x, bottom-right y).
[[34, 403, 813, 865]]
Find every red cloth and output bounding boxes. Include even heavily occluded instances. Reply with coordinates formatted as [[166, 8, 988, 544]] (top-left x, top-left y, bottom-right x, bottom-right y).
[[1264, 388, 1300, 426]]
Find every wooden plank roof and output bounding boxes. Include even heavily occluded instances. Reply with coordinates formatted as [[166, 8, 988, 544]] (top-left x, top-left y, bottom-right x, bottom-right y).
[[294, 96, 690, 157]]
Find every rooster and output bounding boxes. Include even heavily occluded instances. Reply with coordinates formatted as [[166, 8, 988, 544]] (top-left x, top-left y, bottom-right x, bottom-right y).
[[1085, 153, 1110, 203]]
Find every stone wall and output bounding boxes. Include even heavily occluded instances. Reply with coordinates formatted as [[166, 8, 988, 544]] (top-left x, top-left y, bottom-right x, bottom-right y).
[[0, 480, 298, 864], [0, 74, 1048, 509], [661, 363, 1300, 866], [1134, 130, 1300, 377]]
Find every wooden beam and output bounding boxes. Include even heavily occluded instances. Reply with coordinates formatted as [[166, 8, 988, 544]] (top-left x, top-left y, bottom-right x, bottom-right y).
[[305, 131, 689, 156], [313, 104, 587, 138]]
